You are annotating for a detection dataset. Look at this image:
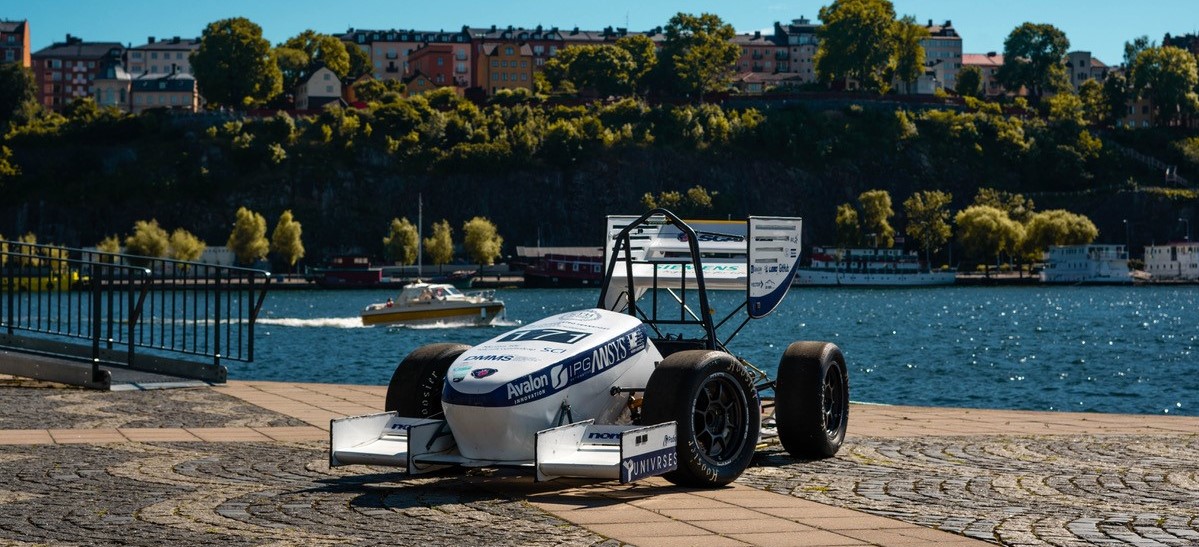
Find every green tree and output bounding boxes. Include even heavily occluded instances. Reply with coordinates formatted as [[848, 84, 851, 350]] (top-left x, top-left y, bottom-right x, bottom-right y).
[[277, 30, 351, 93], [903, 190, 953, 264], [973, 188, 1036, 224], [1130, 46, 1199, 126], [270, 210, 305, 271], [955, 205, 1025, 276], [273, 46, 310, 94], [168, 228, 206, 262], [658, 12, 740, 101], [1102, 72, 1130, 126], [16, 233, 38, 267], [124, 219, 169, 258], [227, 206, 269, 266], [955, 65, 984, 98], [815, 0, 898, 91], [353, 78, 405, 103], [1022, 209, 1098, 257], [892, 15, 929, 94], [562, 45, 638, 96], [192, 17, 283, 108], [423, 220, 454, 272], [345, 42, 372, 78], [463, 217, 503, 267], [615, 35, 658, 95], [996, 22, 1070, 99], [383, 217, 419, 265], [0, 62, 36, 128], [834, 203, 862, 248], [1078, 79, 1106, 124], [1123, 35, 1153, 68], [858, 189, 896, 248], [96, 234, 121, 263]]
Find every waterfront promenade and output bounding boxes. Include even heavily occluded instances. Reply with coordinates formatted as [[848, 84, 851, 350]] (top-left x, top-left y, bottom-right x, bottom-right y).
[[1, 377, 1197, 546]]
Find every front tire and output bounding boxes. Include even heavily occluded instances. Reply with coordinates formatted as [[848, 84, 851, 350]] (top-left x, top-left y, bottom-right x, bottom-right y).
[[642, 350, 760, 487], [775, 341, 849, 458], [384, 343, 470, 417]]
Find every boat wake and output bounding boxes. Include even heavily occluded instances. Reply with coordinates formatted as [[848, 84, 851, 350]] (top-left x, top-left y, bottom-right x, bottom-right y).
[[258, 317, 366, 329], [388, 317, 523, 331]]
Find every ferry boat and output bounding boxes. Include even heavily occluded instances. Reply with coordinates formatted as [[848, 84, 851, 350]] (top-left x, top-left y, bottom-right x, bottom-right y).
[[794, 247, 955, 286], [1039, 245, 1132, 284], [360, 281, 504, 327], [1142, 242, 1198, 282], [522, 253, 604, 288]]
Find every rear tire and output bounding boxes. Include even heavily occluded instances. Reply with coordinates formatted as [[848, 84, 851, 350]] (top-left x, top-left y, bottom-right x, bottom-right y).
[[384, 343, 470, 417], [775, 341, 849, 458], [642, 350, 760, 487]]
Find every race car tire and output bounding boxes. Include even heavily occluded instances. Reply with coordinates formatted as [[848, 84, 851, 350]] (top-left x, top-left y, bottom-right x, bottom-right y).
[[775, 341, 849, 458], [384, 343, 471, 418], [642, 350, 760, 487]]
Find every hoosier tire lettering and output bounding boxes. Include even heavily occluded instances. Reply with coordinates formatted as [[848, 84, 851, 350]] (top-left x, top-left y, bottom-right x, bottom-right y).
[[385, 343, 471, 417]]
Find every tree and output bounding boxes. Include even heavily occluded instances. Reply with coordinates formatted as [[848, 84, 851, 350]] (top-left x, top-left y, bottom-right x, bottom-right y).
[[192, 17, 283, 108], [353, 78, 405, 103], [858, 189, 895, 248], [658, 12, 740, 101], [277, 30, 351, 92], [834, 203, 862, 248], [973, 188, 1036, 224], [955, 65, 984, 98], [270, 210, 305, 271], [1102, 72, 1130, 126], [96, 234, 121, 263], [1130, 46, 1199, 126], [423, 220, 454, 272], [615, 35, 658, 95], [955, 205, 1025, 276], [1022, 209, 1098, 257], [0, 63, 36, 128], [892, 15, 929, 94], [1123, 35, 1154, 68], [169, 228, 206, 262], [544, 45, 637, 97], [227, 206, 269, 266], [463, 217, 503, 267], [383, 217, 419, 265], [816, 0, 898, 91], [124, 219, 169, 258], [997, 22, 1070, 99], [1078, 79, 1107, 125], [903, 190, 953, 265], [345, 42, 372, 78]]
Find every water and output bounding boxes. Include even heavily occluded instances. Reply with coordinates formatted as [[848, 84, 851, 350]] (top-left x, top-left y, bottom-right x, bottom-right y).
[[244, 286, 1199, 416]]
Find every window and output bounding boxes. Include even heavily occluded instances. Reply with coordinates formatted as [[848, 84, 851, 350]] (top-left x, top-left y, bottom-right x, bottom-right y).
[[505, 47, 514, 55], [150, 66, 158, 73], [323, 73, 330, 80], [132, 52, 142, 59], [171, 95, 179, 105], [151, 52, 158, 59], [520, 60, 527, 67], [326, 85, 333, 93], [88, 61, 95, 68], [50, 59, 61, 68], [491, 73, 498, 81], [5, 50, 12, 62], [534, 45, 544, 54], [436, 57, 443, 66], [492, 60, 498, 67]]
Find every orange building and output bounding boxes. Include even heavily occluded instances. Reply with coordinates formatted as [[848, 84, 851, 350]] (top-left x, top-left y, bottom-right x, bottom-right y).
[[475, 42, 533, 94], [32, 35, 124, 111], [1, 19, 30, 67]]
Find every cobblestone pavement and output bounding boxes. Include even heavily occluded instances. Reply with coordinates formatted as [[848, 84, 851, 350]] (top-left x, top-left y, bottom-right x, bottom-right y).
[[0, 385, 308, 429], [740, 435, 1199, 546], [0, 441, 616, 546]]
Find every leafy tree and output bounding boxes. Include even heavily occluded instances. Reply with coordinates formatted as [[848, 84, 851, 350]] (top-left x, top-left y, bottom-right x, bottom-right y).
[[423, 220, 454, 271], [816, 0, 898, 91], [16, 233, 38, 267], [124, 219, 169, 258], [858, 189, 895, 248], [463, 217, 503, 266], [0, 146, 19, 188], [903, 190, 953, 264], [1123, 35, 1154, 68], [270, 210, 305, 271], [96, 234, 121, 263], [549, 45, 637, 97], [658, 12, 740, 101], [277, 30, 351, 93], [834, 203, 862, 248], [955, 205, 1025, 276], [0, 234, 6, 267], [973, 188, 1035, 224], [955, 65, 984, 98], [641, 186, 715, 217], [997, 22, 1070, 98], [273, 46, 310, 94], [192, 17, 283, 108], [615, 35, 658, 95], [1130, 46, 1199, 126], [1102, 72, 1130, 126], [353, 78, 405, 103], [1078, 79, 1106, 124], [0, 63, 36, 128], [1022, 209, 1098, 256], [346, 42, 372, 78], [227, 206, 269, 266], [892, 15, 929, 94], [169, 228, 206, 262], [382, 217, 418, 265]]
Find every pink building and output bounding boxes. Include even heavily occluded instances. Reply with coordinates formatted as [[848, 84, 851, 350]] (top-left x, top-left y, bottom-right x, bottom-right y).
[[1, 19, 31, 67], [32, 35, 123, 111]]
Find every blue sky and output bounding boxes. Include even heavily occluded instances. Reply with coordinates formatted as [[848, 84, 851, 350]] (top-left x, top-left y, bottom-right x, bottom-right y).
[[12, 0, 1198, 67]]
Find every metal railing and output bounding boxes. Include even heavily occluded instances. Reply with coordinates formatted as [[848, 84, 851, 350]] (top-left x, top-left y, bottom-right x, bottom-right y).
[[1, 240, 270, 385]]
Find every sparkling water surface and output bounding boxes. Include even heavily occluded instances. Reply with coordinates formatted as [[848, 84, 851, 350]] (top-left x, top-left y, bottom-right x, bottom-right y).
[[244, 286, 1198, 416]]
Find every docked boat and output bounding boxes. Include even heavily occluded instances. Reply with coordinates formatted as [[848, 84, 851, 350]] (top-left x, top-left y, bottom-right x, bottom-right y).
[[523, 253, 604, 288], [1143, 242, 1199, 282], [1039, 245, 1132, 284], [794, 246, 955, 286], [360, 281, 504, 326]]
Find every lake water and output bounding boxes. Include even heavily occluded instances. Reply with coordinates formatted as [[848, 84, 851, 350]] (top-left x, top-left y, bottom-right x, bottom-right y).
[[244, 285, 1199, 416]]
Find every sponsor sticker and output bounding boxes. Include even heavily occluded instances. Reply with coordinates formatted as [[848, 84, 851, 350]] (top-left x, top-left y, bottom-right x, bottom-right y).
[[496, 328, 591, 345], [558, 310, 602, 322], [620, 447, 678, 482], [470, 368, 497, 379]]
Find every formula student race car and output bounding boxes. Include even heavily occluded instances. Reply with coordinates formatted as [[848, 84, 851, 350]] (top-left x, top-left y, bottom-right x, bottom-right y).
[[330, 209, 849, 487]]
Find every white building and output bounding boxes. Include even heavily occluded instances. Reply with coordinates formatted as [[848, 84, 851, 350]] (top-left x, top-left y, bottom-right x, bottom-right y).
[[1144, 242, 1199, 281], [296, 65, 343, 110], [1040, 245, 1132, 284]]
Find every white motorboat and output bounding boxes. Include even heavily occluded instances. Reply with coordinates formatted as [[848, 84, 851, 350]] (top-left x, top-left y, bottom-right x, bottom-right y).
[[360, 282, 504, 326], [794, 246, 955, 286]]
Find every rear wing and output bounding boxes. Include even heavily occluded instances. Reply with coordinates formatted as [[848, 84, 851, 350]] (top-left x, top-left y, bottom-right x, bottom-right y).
[[600, 210, 801, 320]]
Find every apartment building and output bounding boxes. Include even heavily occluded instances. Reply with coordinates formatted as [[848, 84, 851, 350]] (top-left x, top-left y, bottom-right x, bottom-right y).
[[408, 43, 469, 88], [772, 17, 819, 84], [130, 68, 198, 113], [1064, 51, 1109, 92], [31, 35, 123, 111], [0, 19, 31, 67], [919, 20, 962, 93], [127, 36, 200, 76], [732, 30, 787, 76], [401, 71, 438, 96], [471, 25, 565, 71], [341, 28, 471, 82], [961, 52, 1005, 96], [475, 42, 534, 94]]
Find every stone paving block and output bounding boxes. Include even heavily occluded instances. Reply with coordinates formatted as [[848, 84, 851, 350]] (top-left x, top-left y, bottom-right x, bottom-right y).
[[251, 426, 327, 441], [185, 427, 272, 442], [585, 520, 712, 539], [118, 428, 201, 442], [47, 428, 124, 444], [690, 517, 815, 535], [617, 535, 752, 547], [728, 529, 869, 546], [0, 429, 54, 444], [550, 506, 674, 525]]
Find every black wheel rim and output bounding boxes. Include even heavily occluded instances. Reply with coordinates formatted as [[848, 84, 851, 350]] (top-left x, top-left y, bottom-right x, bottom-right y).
[[823, 364, 846, 438], [691, 372, 748, 464]]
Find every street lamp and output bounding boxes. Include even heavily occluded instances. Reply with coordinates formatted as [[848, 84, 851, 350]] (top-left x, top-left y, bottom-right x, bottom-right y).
[[1180, 218, 1191, 242], [1123, 219, 1130, 248]]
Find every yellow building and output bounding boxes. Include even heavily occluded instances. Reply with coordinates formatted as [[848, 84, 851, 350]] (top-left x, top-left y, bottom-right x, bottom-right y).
[[475, 42, 533, 95]]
